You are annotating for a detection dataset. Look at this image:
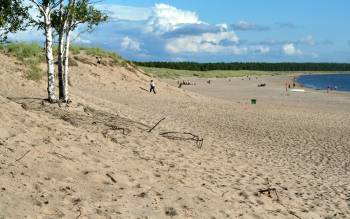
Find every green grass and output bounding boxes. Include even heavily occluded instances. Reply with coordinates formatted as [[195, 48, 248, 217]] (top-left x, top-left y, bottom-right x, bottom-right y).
[[140, 67, 289, 79], [4, 42, 44, 81], [7, 42, 44, 61], [80, 47, 126, 65], [1, 42, 130, 81]]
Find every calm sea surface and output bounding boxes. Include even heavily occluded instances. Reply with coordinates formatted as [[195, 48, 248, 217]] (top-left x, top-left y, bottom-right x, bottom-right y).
[[297, 74, 350, 92]]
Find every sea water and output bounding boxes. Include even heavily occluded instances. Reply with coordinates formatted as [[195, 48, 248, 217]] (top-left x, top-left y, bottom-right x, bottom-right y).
[[297, 74, 350, 92]]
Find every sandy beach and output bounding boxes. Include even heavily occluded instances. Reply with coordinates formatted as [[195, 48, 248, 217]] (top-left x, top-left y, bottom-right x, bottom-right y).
[[1, 53, 350, 218]]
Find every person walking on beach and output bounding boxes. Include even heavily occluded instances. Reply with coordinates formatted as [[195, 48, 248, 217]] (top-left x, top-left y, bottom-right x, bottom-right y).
[[285, 81, 288, 92], [150, 80, 156, 94]]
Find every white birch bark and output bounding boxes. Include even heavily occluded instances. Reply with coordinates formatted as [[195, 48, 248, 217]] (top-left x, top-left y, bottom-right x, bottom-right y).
[[30, 0, 56, 102], [57, 0, 66, 100], [43, 7, 56, 102], [63, 29, 72, 102]]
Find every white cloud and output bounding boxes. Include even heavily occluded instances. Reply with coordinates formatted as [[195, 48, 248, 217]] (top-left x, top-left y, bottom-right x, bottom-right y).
[[147, 3, 202, 33], [282, 43, 302, 55], [121, 37, 141, 51], [300, 35, 315, 46], [97, 4, 152, 21], [166, 32, 242, 54], [253, 46, 270, 54], [231, 21, 270, 31]]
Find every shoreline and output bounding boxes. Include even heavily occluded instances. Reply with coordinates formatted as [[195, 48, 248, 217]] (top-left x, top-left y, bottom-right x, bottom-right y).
[[296, 72, 350, 93]]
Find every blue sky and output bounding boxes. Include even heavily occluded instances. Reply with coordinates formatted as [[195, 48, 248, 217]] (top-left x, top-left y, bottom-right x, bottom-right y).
[[11, 0, 350, 62]]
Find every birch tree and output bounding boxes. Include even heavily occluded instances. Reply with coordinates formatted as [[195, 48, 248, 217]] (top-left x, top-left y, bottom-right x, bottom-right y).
[[29, 0, 59, 102], [53, 0, 107, 102], [0, 0, 29, 41]]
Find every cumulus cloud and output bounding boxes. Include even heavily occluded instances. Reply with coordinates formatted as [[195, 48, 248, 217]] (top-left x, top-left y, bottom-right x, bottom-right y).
[[231, 21, 270, 31], [166, 32, 241, 54], [282, 43, 302, 55], [162, 23, 226, 38], [121, 37, 141, 51], [147, 4, 202, 34]]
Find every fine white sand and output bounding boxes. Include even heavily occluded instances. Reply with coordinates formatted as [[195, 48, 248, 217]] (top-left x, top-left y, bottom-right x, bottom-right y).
[[1, 53, 349, 218]]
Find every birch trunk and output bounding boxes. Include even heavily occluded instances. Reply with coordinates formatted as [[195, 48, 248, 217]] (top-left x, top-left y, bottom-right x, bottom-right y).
[[43, 8, 56, 103], [63, 30, 72, 102], [58, 34, 65, 100], [57, 0, 65, 100]]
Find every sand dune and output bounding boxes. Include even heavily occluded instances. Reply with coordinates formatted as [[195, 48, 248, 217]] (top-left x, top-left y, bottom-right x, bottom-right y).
[[0, 53, 349, 218]]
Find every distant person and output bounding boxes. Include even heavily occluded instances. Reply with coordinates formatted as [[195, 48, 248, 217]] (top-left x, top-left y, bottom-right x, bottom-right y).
[[96, 57, 102, 64], [334, 85, 338, 90], [207, 80, 211, 84], [150, 80, 156, 94], [285, 81, 288, 92]]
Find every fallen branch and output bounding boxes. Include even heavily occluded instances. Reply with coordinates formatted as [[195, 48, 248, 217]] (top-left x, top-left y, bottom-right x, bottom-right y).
[[160, 131, 204, 149], [148, 117, 166, 133], [76, 206, 82, 219], [258, 188, 280, 201], [106, 173, 117, 183], [107, 124, 130, 135], [15, 150, 31, 162]]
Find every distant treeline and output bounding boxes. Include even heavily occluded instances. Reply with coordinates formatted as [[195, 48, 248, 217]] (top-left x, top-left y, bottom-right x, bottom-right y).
[[135, 62, 350, 72]]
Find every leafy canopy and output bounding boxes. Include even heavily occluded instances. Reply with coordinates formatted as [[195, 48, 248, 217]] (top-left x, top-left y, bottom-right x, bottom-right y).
[[0, 0, 29, 41]]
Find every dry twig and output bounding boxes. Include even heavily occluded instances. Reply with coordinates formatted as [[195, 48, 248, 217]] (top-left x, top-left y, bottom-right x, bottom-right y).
[[15, 150, 31, 162], [148, 117, 166, 133], [106, 173, 117, 183]]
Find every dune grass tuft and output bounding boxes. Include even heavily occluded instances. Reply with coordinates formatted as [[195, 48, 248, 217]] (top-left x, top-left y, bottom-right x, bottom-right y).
[[4, 42, 44, 81], [1, 42, 127, 81]]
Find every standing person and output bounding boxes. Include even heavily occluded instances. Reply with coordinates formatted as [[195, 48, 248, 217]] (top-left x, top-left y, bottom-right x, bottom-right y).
[[150, 80, 156, 94], [285, 81, 288, 92]]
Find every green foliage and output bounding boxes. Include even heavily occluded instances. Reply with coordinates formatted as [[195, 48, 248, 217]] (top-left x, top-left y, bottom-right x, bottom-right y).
[[0, 0, 29, 41], [70, 44, 82, 55], [3, 42, 44, 81], [70, 0, 108, 31], [7, 42, 44, 61], [141, 67, 286, 79], [135, 61, 350, 72], [82, 47, 124, 64], [27, 64, 43, 81]]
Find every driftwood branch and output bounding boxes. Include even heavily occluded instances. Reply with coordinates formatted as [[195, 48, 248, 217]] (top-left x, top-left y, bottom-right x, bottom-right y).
[[106, 173, 117, 183], [15, 150, 31, 162], [258, 188, 278, 198], [160, 132, 204, 149], [76, 206, 82, 219], [108, 125, 130, 135], [148, 117, 166, 133], [258, 178, 280, 201]]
